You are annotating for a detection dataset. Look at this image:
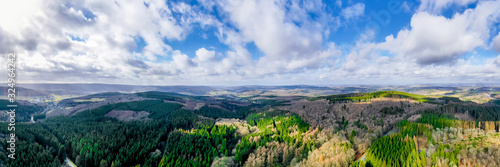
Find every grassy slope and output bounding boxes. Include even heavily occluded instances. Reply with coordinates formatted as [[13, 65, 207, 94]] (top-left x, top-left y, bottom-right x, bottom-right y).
[[323, 91, 430, 103]]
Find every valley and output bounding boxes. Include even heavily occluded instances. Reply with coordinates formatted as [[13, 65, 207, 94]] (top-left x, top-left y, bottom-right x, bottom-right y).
[[0, 85, 499, 167]]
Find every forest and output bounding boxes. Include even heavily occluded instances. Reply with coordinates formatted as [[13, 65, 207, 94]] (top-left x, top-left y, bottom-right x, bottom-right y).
[[323, 91, 430, 103], [0, 100, 44, 121], [364, 133, 425, 167], [159, 125, 237, 166], [437, 104, 500, 121], [0, 91, 312, 167], [0, 94, 212, 166], [1, 90, 499, 167], [354, 110, 500, 167]]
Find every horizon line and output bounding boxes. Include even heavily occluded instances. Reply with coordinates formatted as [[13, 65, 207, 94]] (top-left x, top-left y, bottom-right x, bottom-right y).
[[2, 82, 500, 87]]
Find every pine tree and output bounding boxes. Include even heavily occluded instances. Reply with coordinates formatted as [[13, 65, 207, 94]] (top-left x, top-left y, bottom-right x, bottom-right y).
[[221, 139, 227, 154], [350, 130, 356, 143], [158, 155, 167, 167]]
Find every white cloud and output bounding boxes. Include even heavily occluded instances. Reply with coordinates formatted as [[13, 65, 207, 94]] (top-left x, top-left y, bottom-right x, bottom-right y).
[[491, 32, 500, 53], [341, 3, 365, 19], [0, 0, 43, 37], [213, 0, 337, 77], [379, 1, 500, 65], [0, 0, 195, 83], [401, 1, 413, 13], [418, 0, 477, 14], [219, 0, 323, 59], [342, 42, 377, 72], [328, 46, 500, 84], [336, 0, 342, 7], [172, 51, 195, 70], [496, 55, 500, 66], [195, 48, 216, 62], [0, 0, 499, 85], [328, 1, 500, 84]]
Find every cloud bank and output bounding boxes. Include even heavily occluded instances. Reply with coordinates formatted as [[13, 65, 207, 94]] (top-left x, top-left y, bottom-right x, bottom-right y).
[[0, 0, 499, 85]]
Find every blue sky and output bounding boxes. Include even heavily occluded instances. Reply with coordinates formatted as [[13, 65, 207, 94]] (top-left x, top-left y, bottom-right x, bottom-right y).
[[1, 0, 500, 85]]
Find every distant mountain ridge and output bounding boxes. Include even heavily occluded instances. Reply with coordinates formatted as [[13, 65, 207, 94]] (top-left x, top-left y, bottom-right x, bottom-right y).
[[13, 83, 338, 96], [3, 83, 500, 102], [0, 86, 51, 97]]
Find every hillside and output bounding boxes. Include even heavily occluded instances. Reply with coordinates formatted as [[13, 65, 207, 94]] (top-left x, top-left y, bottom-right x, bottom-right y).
[[1, 89, 500, 167], [321, 90, 466, 104]]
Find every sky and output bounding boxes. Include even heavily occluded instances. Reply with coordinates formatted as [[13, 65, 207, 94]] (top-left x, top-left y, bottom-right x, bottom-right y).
[[1, 0, 500, 86]]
